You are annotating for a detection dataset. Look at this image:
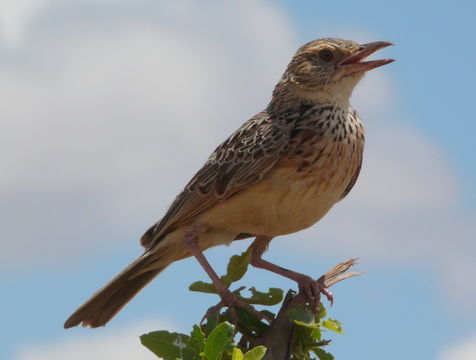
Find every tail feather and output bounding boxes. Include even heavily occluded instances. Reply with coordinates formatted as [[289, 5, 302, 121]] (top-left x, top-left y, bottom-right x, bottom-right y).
[[64, 254, 166, 329]]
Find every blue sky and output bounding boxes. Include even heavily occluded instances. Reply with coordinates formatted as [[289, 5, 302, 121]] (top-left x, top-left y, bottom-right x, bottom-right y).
[[1, 1, 475, 359]]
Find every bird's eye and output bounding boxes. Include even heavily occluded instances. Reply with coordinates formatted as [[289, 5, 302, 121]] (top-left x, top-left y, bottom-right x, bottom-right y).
[[318, 49, 334, 62]]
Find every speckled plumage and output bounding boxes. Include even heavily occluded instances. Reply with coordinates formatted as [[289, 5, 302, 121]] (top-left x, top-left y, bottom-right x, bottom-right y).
[[65, 38, 393, 329], [139, 103, 364, 251]]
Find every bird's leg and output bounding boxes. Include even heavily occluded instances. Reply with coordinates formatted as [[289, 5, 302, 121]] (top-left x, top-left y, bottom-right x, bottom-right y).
[[183, 224, 267, 324], [250, 236, 333, 312]]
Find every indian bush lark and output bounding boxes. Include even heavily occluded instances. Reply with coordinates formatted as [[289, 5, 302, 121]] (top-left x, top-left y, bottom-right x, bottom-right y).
[[65, 38, 393, 328]]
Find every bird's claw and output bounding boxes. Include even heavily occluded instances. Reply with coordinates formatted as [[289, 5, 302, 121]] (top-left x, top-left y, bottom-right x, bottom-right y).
[[297, 275, 334, 313], [200, 288, 270, 325]]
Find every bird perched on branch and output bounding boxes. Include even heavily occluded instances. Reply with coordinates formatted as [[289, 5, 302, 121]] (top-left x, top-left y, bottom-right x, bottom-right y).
[[64, 38, 394, 328]]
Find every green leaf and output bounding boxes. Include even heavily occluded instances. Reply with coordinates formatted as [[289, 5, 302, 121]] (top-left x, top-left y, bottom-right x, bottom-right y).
[[222, 248, 252, 284], [202, 311, 220, 337], [310, 328, 322, 341], [312, 348, 335, 360], [317, 303, 327, 320], [259, 310, 275, 321], [322, 319, 343, 334], [240, 287, 283, 306], [189, 281, 217, 294], [232, 347, 244, 360], [188, 325, 205, 355], [220, 275, 232, 288], [203, 322, 235, 360], [243, 346, 267, 360], [288, 306, 315, 324], [232, 285, 247, 294], [235, 307, 269, 336], [140, 331, 193, 360]]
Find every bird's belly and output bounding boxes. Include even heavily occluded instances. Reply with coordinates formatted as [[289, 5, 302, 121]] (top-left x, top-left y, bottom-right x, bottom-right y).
[[250, 168, 346, 235], [200, 139, 361, 237]]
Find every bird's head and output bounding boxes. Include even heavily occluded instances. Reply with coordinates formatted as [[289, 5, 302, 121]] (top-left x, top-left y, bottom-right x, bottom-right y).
[[278, 38, 394, 106]]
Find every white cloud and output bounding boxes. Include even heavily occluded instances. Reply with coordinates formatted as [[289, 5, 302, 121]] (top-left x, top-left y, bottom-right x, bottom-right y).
[[15, 318, 173, 360], [0, 0, 135, 46], [439, 333, 476, 360], [0, 0, 44, 46], [0, 0, 296, 266]]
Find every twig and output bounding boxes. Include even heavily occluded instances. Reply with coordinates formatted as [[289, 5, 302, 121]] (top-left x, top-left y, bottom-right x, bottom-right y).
[[319, 258, 364, 288], [253, 258, 363, 360]]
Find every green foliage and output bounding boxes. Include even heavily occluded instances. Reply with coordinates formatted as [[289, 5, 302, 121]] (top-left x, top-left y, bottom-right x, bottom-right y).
[[233, 346, 267, 360], [241, 287, 283, 306], [189, 249, 253, 294], [321, 319, 343, 334], [141, 248, 343, 359], [141, 321, 266, 360], [140, 331, 195, 360], [223, 249, 252, 284], [202, 322, 235, 360], [287, 306, 341, 359]]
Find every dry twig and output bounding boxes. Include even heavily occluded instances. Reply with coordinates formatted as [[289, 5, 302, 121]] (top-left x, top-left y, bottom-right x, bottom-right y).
[[252, 258, 363, 360]]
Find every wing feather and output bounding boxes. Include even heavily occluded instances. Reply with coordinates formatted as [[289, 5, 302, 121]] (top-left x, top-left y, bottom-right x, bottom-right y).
[[140, 111, 288, 248]]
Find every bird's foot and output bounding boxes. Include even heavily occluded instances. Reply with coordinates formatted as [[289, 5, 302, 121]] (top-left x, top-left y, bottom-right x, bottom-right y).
[[201, 287, 269, 325], [249, 245, 334, 312], [296, 274, 334, 313]]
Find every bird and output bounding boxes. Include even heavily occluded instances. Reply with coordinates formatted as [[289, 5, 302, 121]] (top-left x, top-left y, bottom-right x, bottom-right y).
[[64, 38, 394, 328]]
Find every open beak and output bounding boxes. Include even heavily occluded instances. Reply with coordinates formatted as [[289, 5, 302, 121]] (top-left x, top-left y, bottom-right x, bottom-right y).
[[338, 41, 394, 75]]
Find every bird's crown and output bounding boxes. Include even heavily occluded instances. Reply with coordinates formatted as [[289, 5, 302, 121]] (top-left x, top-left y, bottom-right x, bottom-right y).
[[272, 38, 393, 107]]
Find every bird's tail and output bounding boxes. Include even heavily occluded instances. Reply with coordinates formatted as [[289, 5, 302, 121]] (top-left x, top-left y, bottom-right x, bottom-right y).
[[64, 252, 166, 328]]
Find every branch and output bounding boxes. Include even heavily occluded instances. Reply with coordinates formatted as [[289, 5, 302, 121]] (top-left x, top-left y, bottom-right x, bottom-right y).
[[253, 258, 363, 360], [141, 256, 362, 360]]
